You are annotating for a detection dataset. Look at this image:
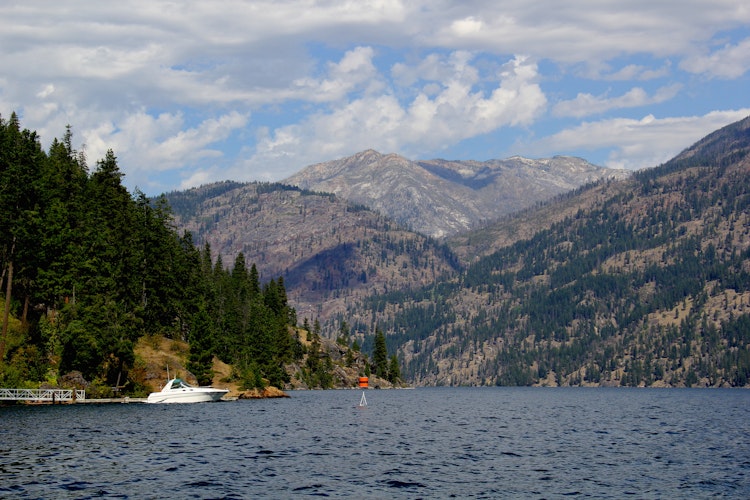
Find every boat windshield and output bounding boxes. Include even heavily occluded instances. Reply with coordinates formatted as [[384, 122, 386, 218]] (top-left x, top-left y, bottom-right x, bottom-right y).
[[170, 378, 194, 389]]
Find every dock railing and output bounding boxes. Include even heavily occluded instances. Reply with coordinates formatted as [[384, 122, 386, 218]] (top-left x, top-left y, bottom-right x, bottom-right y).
[[0, 388, 86, 402]]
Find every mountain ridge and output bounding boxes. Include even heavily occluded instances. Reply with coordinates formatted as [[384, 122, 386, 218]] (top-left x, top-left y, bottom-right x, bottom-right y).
[[166, 183, 460, 323], [283, 151, 629, 238], [166, 116, 750, 388], [342, 115, 750, 387]]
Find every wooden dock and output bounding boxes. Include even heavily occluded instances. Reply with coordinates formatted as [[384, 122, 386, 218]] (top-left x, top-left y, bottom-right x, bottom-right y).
[[76, 397, 147, 404], [0, 387, 85, 403], [0, 388, 146, 404]]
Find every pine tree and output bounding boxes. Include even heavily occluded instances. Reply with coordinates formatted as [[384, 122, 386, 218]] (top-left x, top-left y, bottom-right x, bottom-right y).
[[187, 305, 216, 386], [372, 328, 388, 378], [337, 320, 349, 346], [1, 113, 46, 360], [388, 354, 401, 383]]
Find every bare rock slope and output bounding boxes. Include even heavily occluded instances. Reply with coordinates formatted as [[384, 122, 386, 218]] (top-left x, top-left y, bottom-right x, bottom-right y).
[[284, 150, 629, 238]]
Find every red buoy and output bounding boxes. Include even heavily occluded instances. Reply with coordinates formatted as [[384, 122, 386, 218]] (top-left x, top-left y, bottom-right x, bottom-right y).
[[358, 377, 369, 388]]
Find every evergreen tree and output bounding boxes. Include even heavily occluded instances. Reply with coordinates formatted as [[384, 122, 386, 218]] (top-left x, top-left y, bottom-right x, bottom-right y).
[[36, 131, 88, 309], [0, 113, 46, 360], [337, 320, 349, 346], [187, 305, 216, 386], [388, 354, 401, 383], [248, 263, 261, 299], [372, 328, 388, 378]]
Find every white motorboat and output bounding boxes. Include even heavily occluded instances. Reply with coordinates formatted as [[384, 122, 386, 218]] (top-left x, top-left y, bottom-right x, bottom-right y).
[[146, 378, 229, 404]]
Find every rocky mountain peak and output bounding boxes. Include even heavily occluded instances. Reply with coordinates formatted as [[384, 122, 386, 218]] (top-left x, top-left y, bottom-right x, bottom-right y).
[[284, 150, 629, 238]]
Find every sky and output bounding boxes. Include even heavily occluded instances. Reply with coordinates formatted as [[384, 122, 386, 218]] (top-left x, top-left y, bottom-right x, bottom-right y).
[[1, 1, 749, 196]]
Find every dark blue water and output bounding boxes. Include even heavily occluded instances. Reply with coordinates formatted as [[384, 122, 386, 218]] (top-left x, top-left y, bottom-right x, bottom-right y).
[[1, 388, 749, 498]]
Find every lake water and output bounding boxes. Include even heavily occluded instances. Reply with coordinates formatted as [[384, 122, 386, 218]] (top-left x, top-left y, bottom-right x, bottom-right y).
[[1, 388, 749, 499]]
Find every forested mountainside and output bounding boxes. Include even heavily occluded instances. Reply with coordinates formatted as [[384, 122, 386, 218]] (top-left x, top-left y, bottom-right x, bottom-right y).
[[283, 150, 629, 238], [447, 179, 633, 264], [165, 182, 460, 322], [343, 115, 750, 387], [0, 114, 394, 396]]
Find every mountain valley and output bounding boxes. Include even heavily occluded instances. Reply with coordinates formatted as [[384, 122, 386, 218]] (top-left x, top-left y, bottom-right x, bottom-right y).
[[167, 117, 750, 387]]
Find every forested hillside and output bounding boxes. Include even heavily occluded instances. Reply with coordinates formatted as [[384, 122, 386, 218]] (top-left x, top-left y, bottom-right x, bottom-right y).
[[165, 182, 460, 322], [344, 115, 750, 387], [0, 113, 379, 396]]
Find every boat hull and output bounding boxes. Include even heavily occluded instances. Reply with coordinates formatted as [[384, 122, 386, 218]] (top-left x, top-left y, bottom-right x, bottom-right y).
[[146, 379, 229, 404]]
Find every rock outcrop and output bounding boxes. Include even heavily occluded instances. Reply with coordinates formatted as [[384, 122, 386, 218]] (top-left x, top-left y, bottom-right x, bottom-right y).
[[284, 150, 630, 238]]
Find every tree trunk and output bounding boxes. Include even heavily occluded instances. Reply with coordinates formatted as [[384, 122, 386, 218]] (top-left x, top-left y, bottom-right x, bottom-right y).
[[21, 294, 29, 327], [0, 260, 13, 363]]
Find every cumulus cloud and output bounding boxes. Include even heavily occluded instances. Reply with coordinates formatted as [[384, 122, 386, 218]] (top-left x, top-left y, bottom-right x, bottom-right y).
[[392, 51, 478, 88], [680, 37, 750, 78], [553, 84, 682, 118], [291, 46, 382, 103], [428, 2, 750, 65], [234, 53, 547, 181], [527, 109, 750, 170], [82, 110, 249, 191], [1, 1, 749, 194]]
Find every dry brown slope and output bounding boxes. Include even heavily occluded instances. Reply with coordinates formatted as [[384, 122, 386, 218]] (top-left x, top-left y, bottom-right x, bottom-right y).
[[132, 335, 243, 396], [169, 183, 459, 324], [132, 332, 395, 397]]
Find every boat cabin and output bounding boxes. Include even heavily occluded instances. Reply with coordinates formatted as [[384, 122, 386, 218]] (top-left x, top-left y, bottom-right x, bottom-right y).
[[167, 378, 194, 390]]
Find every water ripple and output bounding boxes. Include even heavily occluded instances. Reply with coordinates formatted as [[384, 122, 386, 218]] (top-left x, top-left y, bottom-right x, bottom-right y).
[[1, 388, 749, 498]]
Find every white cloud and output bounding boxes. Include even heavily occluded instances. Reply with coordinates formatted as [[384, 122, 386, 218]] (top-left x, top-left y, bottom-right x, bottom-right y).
[[82, 110, 249, 191], [178, 169, 219, 192], [1, 1, 749, 194], [35, 84, 55, 99], [554, 84, 682, 118], [428, 2, 750, 64], [449, 16, 487, 37], [233, 53, 546, 181], [392, 51, 478, 88], [291, 46, 382, 103], [580, 62, 673, 81], [528, 109, 750, 170], [680, 37, 750, 78]]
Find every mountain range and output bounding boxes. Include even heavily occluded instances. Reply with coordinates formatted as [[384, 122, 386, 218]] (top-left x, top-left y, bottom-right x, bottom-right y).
[[166, 115, 750, 387], [343, 116, 750, 387], [283, 150, 629, 238], [165, 182, 460, 321], [165, 151, 617, 321]]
